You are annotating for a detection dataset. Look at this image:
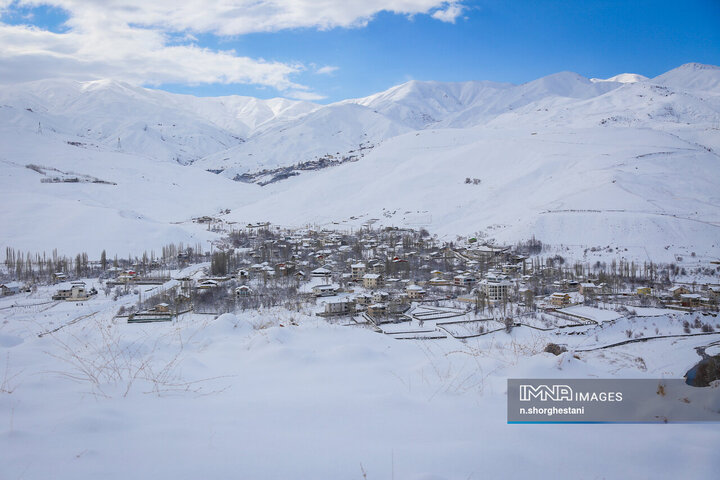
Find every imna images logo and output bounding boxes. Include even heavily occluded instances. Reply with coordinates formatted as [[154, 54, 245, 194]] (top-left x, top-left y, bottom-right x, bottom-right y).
[[519, 384, 573, 402]]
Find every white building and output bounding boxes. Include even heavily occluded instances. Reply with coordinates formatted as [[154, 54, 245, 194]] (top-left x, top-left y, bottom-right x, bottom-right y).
[[478, 274, 512, 302], [52, 281, 90, 301]]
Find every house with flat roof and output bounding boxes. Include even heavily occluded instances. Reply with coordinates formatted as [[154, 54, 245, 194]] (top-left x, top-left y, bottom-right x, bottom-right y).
[[363, 273, 384, 289], [478, 274, 512, 302], [406, 284, 426, 299], [351, 263, 366, 281], [322, 299, 356, 316]]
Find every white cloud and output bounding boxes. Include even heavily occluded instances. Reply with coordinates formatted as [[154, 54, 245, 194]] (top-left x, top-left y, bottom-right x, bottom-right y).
[[0, 1, 465, 96], [431, 2, 465, 23], [315, 65, 339, 75], [0, 23, 304, 90], [11, 1, 466, 35]]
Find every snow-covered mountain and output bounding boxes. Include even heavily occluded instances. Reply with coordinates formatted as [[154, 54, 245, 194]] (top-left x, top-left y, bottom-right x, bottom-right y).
[[196, 71, 625, 178], [1, 63, 719, 261], [0, 79, 318, 165]]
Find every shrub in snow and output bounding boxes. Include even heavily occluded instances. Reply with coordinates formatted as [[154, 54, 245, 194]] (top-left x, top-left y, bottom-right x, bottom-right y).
[[544, 343, 567, 356]]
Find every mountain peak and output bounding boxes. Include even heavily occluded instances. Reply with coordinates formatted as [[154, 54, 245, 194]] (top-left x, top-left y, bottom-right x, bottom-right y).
[[590, 73, 648, 84], [675, 62, 720, 72], [652, 62, 720, 92]]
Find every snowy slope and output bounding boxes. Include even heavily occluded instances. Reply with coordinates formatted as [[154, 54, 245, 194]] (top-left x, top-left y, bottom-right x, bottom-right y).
[[653, 63, 720, 93], [229, 123, 720, 261], [0, 110, 263, 257], [197, 102, 412, 179]]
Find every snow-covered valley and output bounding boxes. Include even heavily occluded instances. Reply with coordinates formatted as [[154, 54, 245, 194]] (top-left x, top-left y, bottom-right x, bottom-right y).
[[2, 63, 720, 480]]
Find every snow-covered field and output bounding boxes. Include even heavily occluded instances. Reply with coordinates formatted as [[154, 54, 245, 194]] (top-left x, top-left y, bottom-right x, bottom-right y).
[[557, 305, 623, 323], [1, 280, 719, 479]]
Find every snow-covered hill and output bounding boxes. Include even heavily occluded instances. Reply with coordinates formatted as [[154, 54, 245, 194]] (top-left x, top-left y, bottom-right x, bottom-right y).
[[1, 63, 719, 261], [0, 79, 318, 165], [197, 102, 412, 181]]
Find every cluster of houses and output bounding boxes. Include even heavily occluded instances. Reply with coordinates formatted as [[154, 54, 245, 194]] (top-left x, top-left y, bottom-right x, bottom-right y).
[[666, 285, 719, 309], [541, 279, 720, 310], [5, 224, 718, 321]]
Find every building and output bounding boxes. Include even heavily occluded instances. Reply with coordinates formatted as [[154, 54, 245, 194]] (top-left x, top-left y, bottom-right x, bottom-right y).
[[405, 284, 426, 299], [680, 293, 701, 308], [669, 286, 690, 298], [501, 264, 521, 275], [322, 299, 356, 316], [371, 291, 390, 303], [197, 279, 219, 290], [117, 270, 138, 282], [0, 282, 23, 296], [52, 272, 67, 282], [637, 287, 652, 296], [235, 285, 253, 297], [351, 263, 366, 281], [369, 262, 385, 274], [151, 303, 171, 313], [52, 282, 90, 301], [362, 273, 384, 289], [354, 293, 373, 306], [312, 284, 339, 297], [550, 292, 571, 307], [478, 274, 512, 302], [465, 245, 510, 262], [579, 283, 598, 295], [311, 267, 332, 279], [453, 274, 477, 288], [367, 303, 387, 317]]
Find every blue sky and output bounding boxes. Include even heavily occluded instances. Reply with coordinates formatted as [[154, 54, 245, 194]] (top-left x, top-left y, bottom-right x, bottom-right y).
[[0, 0, 719, 102]]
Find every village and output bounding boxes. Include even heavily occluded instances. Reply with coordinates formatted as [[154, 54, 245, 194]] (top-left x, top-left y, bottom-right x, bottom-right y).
[[2, 223, 719, 342]]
